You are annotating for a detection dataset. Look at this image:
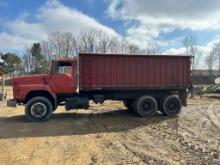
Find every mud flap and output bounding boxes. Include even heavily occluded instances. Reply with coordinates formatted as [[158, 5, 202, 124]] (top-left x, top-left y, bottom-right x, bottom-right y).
[[179, 89, 187, 106]]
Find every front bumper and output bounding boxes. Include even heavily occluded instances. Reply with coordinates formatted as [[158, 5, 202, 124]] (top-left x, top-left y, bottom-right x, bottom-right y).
[[7, 99, 17, 107]]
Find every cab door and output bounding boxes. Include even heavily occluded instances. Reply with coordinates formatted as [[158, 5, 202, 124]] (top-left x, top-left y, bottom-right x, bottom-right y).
[[48, 61, 76, 94]]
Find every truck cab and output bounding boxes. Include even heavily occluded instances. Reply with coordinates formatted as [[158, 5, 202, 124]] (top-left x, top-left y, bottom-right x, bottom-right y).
[[48, 59, 77, 94], [8, 58, 78, 121]]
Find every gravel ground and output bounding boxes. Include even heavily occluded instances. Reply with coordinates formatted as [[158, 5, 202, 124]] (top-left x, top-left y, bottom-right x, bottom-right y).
[[0, 87, 219, 165]]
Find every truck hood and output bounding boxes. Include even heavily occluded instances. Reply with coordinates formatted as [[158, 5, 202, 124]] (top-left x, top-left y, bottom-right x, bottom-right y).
[[13, 74, 49, 85]]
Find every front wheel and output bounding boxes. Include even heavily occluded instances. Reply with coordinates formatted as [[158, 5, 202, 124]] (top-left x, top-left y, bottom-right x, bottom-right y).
[[25, 96, 53, 122]]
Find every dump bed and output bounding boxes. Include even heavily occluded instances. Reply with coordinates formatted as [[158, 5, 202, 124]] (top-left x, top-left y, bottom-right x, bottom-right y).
[[79, 53, 191, 91]]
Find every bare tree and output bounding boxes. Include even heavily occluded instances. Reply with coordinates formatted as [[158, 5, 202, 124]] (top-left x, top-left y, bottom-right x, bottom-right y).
[[120, 38, 129, 53], [145, 42, 160, 55], [41, 40, 53, 61], [205, 51, 215, 77], [24, 28, 168, 74], [79, 28, 99, 53], [48, 31, 63, 56], [183, 35, 191, 56], [128, 44, 139, 54], [212, 41, 220, 74], [43, 30, 75, 57], [22, 48, 33, 74], [61, 32, 75, 57], [108, 37, 121, 53], [46, 31, 78, 57], [72, 36, 80, 56], [182, 34, 202, 88], [96, 30, 112, 53], [182, 34, 201, 70], [79, 29, 131, 54]]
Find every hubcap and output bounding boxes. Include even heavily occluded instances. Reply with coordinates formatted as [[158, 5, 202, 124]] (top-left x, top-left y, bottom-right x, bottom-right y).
[[167, 100, 178, 112], [142, 101, 153, 112], [30, 102, 47, 118]]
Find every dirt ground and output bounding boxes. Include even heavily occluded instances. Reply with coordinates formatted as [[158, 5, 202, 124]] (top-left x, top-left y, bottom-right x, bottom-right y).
[[0, 87, 219, 165]]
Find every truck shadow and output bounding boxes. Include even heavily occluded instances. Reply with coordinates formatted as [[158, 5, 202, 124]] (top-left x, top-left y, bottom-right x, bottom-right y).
[[0, 109, 176, 139]]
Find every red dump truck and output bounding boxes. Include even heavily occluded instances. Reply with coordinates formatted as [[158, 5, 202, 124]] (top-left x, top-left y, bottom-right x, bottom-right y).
[[7, 53, 191, 122]]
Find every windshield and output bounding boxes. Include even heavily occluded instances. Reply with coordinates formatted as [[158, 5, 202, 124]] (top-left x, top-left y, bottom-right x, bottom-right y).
[[49, 60, 72, 74]]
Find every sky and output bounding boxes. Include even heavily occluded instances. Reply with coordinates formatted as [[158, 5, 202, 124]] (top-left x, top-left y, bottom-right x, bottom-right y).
[[0, 0, 220, 60]]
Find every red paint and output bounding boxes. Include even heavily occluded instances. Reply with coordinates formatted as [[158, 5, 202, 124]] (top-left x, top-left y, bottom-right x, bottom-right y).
[[13, 54, 191, 102], [79, 53, 191, 90], [13, 59, 77, 101]]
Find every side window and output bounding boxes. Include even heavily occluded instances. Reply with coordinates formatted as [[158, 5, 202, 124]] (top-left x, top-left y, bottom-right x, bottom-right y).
[[56, 62, 72, 74]]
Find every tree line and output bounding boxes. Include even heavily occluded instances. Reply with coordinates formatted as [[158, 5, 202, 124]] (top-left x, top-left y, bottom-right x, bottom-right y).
[[205, 42, 220, 76], [0, 28, 160, 76], [0, 27, 220, 78]]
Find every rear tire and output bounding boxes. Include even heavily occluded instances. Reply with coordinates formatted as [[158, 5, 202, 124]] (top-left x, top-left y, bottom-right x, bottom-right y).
[[162, 95, 182, 116], [25, 96, 53, 122], [134, 95, 157, 117]]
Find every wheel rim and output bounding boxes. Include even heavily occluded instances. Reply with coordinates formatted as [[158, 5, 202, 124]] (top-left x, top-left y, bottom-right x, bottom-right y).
[[142, 100, 155, 113], [166, 99, 180, 113], [30, 102, 47, 118]]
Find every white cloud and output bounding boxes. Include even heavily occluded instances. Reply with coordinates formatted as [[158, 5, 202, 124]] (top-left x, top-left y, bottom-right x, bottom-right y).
[[107, 0, 220, 30], [163, 39, 218, 55], [0, 33, 35, 50], [0, 0, 119, 50], [6, 20, 46, 41], [107, 0, 121, 18], [37, 0, 118, 36], [162, 48, 185, 55], [107, 0, 220, 49], [162, 39, 220, 69]]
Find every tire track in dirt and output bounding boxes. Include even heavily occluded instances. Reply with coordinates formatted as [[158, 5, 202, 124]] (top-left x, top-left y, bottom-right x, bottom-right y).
[[0, 138, 42, 165], [207, 101, 220, 131], [1, 94, 220, 164], [176, 132, 219, 164], [178, 105, 220, 164], [102, 139, 147, 164]]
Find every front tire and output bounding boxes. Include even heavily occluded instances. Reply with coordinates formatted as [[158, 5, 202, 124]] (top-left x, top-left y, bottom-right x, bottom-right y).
[[25, 96, 53, 122]]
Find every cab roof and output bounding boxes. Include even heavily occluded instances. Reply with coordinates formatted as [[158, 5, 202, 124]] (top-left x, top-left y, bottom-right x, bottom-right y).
[[53, 56, 77, 62]]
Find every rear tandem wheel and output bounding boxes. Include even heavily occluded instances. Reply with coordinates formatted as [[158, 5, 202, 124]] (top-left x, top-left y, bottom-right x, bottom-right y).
[[133, 95, 158, 117]]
